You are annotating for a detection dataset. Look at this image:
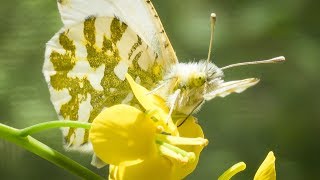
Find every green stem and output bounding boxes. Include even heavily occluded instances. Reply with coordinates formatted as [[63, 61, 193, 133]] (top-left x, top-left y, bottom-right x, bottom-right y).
[[18, 120, 91, 136], [0, 123, 104, 180]]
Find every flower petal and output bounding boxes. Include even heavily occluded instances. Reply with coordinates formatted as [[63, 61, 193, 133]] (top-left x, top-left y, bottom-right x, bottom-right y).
[[110, 156, 174, 180], [125, 73, 168, 112], [173, 116, 207, 179], [89, 104, 157, 166], [126, 73, 178, 135], [254, 151, 276, 180]]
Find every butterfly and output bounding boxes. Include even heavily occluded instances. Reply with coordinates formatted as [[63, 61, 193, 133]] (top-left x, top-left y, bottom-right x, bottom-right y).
[[43, 0, 284, 151]]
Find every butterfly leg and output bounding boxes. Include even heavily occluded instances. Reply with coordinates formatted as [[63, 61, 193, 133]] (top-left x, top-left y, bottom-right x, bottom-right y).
[[166, 89, 181, 124], [177, 99, 204, 127]]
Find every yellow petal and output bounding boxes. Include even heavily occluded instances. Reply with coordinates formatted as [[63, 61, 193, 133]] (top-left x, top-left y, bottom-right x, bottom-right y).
[[254, 151, 276, 180], [177, 116, 204, 139], [89, 104, 157, 166], [125, 73, 168, 112], [126, 73, 178, 135], [173, 116, 207, 179], [111, 156, 174, 180], [218, 162, 246, 180]]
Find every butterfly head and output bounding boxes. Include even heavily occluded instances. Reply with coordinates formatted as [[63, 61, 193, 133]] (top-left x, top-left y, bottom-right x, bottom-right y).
[[172, 61, 222, 90], [188, 72, 206, 88]]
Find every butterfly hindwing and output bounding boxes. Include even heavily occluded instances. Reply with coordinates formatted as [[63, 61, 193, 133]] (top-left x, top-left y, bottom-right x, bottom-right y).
[[43, 15, 166, 150]]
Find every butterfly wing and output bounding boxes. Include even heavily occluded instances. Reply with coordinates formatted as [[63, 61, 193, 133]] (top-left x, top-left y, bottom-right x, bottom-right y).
[[203, 78, 260, 101], [43, 0, 177, 151]]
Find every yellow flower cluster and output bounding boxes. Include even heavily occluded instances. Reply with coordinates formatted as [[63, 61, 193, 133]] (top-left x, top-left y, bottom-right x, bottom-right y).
[[89, 74, 208, 180]]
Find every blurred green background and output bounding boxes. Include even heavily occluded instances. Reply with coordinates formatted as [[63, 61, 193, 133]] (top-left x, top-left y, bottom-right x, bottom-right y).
[[0, 0, 319, 179]]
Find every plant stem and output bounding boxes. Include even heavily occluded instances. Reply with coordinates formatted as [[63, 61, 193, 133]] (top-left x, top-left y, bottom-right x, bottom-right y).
[[0, 123, 104, 180], [18, 120, 91, 136]]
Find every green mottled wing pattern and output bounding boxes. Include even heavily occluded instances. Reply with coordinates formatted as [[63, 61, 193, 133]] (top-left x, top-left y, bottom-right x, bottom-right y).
[[44, 0, 178, 150], [44, 16, 168, 150]]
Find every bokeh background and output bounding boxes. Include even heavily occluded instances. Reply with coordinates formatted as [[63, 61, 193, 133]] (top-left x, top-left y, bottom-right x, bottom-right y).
[[0, 0, 319, 179]]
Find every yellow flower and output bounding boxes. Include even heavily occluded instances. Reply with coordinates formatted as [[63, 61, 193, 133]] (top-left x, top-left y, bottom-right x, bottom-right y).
[[89, 74, 208, 179], [254, 151, 276, 180], [89, 104, 157, 166], [218, 151, 276, 180]]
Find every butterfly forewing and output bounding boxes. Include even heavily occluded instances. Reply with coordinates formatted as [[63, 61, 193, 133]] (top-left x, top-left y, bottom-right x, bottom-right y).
[[43, 16, 165, 150]]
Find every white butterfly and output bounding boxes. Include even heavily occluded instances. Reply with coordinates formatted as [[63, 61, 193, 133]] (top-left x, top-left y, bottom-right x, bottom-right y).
[[43, 0, 284, 151]]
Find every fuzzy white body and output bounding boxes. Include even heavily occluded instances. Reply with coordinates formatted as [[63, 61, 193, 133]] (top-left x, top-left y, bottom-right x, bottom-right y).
[[156, 61, 259, 115], [156, 61, 222, 115]]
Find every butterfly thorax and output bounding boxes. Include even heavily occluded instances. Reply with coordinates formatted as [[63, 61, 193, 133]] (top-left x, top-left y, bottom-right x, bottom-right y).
[[156, 61, 224, 115]]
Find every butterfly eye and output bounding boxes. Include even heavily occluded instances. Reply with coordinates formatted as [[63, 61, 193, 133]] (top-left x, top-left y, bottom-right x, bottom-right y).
[[191, 74, 206, 87]]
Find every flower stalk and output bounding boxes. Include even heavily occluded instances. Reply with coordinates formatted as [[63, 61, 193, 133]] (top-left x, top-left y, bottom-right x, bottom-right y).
[[18, 120, 91, 136], [0, 122, 103, 179]]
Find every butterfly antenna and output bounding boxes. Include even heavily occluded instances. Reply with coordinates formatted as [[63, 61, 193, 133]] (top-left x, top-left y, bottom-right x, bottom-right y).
[[221, 56, 285, 70], [206, 13, 216, 70]]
